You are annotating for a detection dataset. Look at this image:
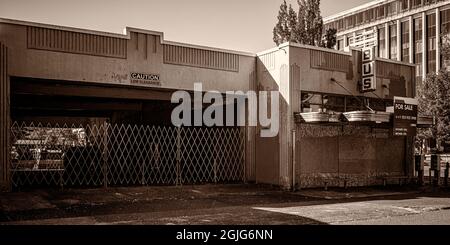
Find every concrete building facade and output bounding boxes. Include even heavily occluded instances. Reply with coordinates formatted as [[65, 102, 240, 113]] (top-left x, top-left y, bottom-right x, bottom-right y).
[[257, 43, 418, 189], [324, 0, 450, 82], [0, 18, 427, 191]]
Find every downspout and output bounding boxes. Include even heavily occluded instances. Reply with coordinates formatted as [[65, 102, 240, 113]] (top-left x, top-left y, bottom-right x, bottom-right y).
[[292, 128, 296, 191]]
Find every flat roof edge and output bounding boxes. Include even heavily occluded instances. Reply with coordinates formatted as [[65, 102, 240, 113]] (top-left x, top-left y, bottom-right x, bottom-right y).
[[324, 0, 392, 23], [257, 42, 353, 56], [0, 18, 256, 57], [375, 57, 416, 67]]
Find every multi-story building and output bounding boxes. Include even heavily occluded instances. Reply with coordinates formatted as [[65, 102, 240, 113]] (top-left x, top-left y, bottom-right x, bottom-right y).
[[324, 0, 450, 82]]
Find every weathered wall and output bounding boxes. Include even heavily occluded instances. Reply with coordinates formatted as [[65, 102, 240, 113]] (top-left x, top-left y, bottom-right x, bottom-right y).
[[289, 45, 416, 101], [290, 46, 357, 98], [255, 47, 289, 186], [254, 43, 415, 189], [0, 42, 10, 191], [255, 136, 280, 186], [0, 21, 255, 94], [0, 19, 258, 188], [296, 124, 405, 188], [376, 59, 416, 98]]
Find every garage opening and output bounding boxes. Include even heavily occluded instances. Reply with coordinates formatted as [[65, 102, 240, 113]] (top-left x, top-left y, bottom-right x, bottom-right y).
[[10, 77, 245, 189]]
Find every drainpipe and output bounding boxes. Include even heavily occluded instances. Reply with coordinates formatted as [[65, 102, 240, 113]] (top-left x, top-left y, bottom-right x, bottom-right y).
[[292, 129, 296, 191]]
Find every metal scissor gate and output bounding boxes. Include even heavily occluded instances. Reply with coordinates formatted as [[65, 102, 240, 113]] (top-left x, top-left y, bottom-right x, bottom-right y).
[[10, 122, 245, 188]]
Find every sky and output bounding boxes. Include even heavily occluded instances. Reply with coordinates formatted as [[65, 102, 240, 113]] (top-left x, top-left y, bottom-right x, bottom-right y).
[[0, 0, 373, 53]]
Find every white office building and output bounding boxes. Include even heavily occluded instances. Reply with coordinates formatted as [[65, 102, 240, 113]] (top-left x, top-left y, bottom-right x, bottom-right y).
[[324, 0, 450, 81]]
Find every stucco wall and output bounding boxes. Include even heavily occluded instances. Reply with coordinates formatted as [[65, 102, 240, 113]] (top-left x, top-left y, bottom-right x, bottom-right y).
[[0, 22, 255, 94], [254, 48, 287, 186], [255, 136, 280, 185], [0, 20, 258, 188], [254, 44, 415, 189]]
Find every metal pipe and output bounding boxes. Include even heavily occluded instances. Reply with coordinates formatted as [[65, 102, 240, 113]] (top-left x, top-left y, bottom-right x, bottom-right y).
[[292, 129, 296, 191], [331, 78, 374, 112]]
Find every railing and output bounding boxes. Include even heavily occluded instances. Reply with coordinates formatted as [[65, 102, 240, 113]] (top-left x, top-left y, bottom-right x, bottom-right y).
[[10, 122, 245, 188]]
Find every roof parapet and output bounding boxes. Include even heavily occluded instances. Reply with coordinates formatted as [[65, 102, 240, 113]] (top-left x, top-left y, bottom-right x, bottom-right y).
[[0, 18, 256, 57]]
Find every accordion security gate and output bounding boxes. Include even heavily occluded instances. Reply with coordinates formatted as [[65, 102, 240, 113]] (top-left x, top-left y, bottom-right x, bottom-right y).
[[10, 122, 245, 188]]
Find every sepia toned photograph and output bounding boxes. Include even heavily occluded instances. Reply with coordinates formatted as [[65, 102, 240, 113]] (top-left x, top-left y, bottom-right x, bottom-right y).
[[0, 0, 450, 242]]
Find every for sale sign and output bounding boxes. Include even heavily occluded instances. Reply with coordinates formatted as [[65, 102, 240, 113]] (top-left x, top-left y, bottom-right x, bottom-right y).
[[393, 96, 418, 137]]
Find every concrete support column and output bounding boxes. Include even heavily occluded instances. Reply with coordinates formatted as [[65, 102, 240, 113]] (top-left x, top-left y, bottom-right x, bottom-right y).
[[409, 16, 414, 64], [436, 8, 441, 72], [279, 64, 292, 189], [422, 12, 427, 78], [397, 19, 402, 61], [0, 43, 10, 192], [385, 23, 389, 59]]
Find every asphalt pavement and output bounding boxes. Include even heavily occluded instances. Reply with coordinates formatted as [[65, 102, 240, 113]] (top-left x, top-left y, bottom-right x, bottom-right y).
[[1, 185, 449, 225]]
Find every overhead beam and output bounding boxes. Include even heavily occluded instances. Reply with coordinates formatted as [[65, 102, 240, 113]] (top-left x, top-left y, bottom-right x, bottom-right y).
[[11, 77, 174, 101]]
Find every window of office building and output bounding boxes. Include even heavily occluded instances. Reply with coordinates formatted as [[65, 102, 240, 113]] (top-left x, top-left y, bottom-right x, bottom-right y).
[[400, 0, 409, 11], [442, 9, 450, 34], [401, 21, 410, 62], [338, 19, 344, 31], [346, 15, 355, 29], [441, 9, 450, 70], [411, 0, 423, 8], [356, 12, 364, 26], [364, 9, 375, 23], [378, 27, 386, 58], [376, 5, 386, 19], [414, 18, 423, 79], [337, 39, 344, 51], [427, 13, 436, 74], [387, 2, 398, 16], [390, 24, 398, 60]]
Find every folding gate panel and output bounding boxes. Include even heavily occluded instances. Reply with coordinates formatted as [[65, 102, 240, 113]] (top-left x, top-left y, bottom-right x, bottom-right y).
[[10, 122, 245, 188]]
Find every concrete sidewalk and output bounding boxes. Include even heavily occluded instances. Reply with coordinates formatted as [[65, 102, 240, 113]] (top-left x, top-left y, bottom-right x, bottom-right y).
[[0, 185, 438, 225]]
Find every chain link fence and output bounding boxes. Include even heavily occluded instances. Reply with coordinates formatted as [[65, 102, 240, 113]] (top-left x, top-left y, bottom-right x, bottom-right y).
[[10, 122, 245, 188]]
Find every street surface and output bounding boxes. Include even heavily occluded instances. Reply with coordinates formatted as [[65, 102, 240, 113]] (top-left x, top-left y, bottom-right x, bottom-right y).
[[1, 185, 449, 225]]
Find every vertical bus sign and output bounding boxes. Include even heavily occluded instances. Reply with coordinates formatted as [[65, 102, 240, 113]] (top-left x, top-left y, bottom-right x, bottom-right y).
[[361, 47, 376, 93]]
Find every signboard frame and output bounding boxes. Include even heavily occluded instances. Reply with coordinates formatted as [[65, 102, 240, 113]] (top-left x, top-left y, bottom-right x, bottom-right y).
[[360, 47, 377, 93], [130, 72, 161, 87], [393, 96, 418, 137]]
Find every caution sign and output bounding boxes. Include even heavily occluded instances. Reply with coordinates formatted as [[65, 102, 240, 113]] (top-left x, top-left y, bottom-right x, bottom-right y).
[[393, 96, 418, 137]]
